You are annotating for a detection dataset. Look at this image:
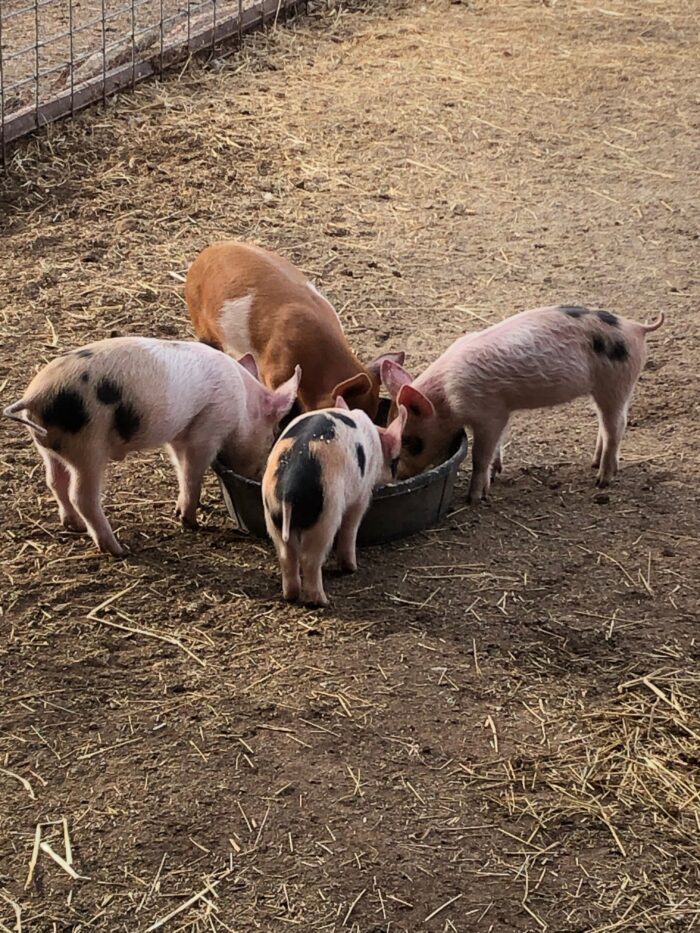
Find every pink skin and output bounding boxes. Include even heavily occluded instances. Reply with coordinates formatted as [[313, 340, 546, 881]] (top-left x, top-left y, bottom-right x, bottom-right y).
[[5, 339, 301, 556], [263, 399, 407, 607], [382, 306, 664, 504]]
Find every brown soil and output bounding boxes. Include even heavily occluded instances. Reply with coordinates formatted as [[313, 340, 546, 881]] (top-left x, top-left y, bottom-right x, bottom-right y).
[[1, 0, 252, 115], [1, 0, 698, 930]]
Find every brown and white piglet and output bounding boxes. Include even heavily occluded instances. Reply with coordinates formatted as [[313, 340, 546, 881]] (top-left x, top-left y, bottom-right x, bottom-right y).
[[381, 305, 664, 503], [262, 398, 407, 606], [4, 337, 300, 555], [186, 240, 404, 418]]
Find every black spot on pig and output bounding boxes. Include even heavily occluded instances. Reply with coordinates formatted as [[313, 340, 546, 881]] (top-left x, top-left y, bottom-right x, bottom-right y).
[[608, 338, 629, 362], [80, 372, 89, 383], [274, 412, 339, 532], [96, 377, 122, 405], [114, 402, 141, 441], [42, 389, 89, 433], [275, 447, 324, 532], [76, 349, 94, 358], [282, 413, 336, 443], [596, 310, 619, 327], [334, 412, 356, 428], [591, 334, 607, 356], [355, 443, 366, 476], [403, 435, 425, 457], [559, 305, 589, 318]]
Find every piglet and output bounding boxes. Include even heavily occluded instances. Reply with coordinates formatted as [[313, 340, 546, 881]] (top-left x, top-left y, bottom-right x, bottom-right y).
[[262, 397, 407, 606], [186, 241, 404, 417], [381, 305, 664, 503], [4, 338, 301, 555]]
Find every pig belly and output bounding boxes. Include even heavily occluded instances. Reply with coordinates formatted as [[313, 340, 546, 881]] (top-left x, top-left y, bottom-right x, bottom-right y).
[[450, 355, 593, 416], [501, 374, 592, 411]]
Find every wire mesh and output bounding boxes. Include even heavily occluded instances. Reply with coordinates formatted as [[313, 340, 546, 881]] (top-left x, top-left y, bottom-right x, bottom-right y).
[[0, 0, 299, 167]]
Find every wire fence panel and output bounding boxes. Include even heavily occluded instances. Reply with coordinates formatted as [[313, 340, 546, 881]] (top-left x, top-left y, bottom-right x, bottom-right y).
[[0, 0, 300, 164]]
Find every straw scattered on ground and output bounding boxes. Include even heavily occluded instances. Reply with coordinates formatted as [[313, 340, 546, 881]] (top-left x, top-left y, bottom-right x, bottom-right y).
[[1, 0, 698, 930]]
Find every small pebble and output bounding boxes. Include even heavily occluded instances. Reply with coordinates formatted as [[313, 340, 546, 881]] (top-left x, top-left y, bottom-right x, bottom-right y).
[[594, 493, 610, 505]]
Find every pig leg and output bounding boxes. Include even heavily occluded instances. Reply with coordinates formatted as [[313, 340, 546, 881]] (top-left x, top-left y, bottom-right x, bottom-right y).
[[490, 426, 508, 481], [300, 522, 336, 607], [167, 437, 219, 528], [594, 401, 628, 488], [335, 498, 369, 573], [267, 524, 301, 601], [301, 547, 328, 607], [36, 443, 86, 532], [469, 415, 509, 504], [280, 538, 302, 602], [69, 464, 123, 556], [491, 437, 507, 481], [592, 425, 604, 470]]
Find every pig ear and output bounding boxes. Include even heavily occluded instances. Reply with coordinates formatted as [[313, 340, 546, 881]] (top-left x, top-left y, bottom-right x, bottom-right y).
[[332, 372, 372, 406], [366, 351, 406, 382], [397, 383, 435, 420], [266, 365, 301, 419], [378, 404, 408, 462], [380, 359, 413, 398], [237, 352, 259, 380], [334, 395, 350, 410]]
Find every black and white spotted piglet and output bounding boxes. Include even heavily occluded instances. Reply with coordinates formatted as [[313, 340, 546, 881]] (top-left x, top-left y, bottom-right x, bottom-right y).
[[4, 337, 300, 555], [262, 398, 407, 607]]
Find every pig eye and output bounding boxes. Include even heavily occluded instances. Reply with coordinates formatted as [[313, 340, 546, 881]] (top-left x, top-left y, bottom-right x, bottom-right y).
[[402, 435, 424, 457]]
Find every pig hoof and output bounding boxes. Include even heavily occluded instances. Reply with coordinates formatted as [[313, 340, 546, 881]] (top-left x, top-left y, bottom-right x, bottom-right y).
[[283, 585, 301, 602], [62, 516, 87, 533], [595, 477, 610, 489], [304, 593, 329, 608], [176, 505, 199, 529], [175, 507, 196, 526], [101, 542, 125, 557], [337, 558, 357, 574]]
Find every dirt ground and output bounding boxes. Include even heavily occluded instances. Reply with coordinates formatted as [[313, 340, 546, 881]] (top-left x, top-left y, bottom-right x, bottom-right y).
[[1, 0, 255, 116], [1, 0, 698, 930]]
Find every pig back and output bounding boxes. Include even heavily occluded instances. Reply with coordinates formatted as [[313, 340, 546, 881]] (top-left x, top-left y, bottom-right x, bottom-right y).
[[435, 308, 616, 416], [23, 338, 248, 454]]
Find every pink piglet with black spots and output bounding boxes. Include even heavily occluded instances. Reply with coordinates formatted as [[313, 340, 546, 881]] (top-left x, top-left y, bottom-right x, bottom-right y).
[[381, 305, 664, 503], [262, 397, 407, 607], [4, 338, 300, 555]]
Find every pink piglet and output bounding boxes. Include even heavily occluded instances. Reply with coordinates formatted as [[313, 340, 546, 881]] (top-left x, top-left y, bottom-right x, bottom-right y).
[[382, 305, 664, 503]]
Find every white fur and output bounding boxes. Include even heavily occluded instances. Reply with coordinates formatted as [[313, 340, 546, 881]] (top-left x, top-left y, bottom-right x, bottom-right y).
[[130, 339, 232, 441], [218, 295, 254, 356]]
